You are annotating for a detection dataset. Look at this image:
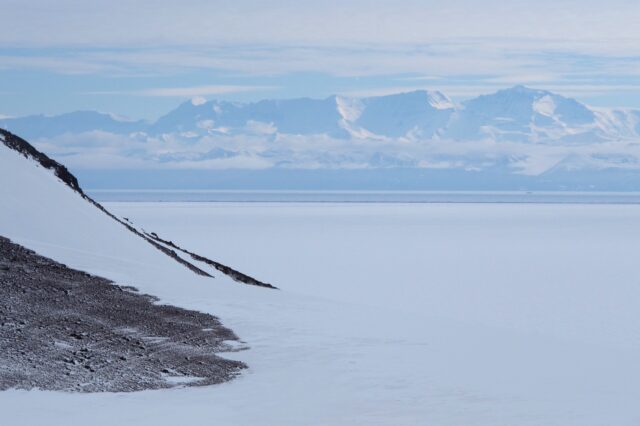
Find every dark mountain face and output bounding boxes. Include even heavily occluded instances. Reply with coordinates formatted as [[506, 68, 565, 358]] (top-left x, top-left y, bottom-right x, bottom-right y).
[[0, 128, 82, 193]]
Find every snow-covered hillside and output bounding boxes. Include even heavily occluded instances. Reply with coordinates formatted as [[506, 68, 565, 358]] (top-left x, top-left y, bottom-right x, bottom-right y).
[[0, 130, 270, 288], [345, 90, 455, 138]]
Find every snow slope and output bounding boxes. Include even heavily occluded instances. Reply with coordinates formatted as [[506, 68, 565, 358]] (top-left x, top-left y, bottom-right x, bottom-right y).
[[0, 130, 271, 287], [0, 143, 203, 290], [348, 90, 455, 138], [444, 85, 618, 144], [2, 133, 640, 424]]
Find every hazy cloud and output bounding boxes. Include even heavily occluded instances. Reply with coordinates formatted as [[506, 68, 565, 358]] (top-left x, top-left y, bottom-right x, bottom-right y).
[[32, 130, 640, 176], [2, 1, 639, 48], [3, 1, 640, 113], [85, 85, 279, 98]]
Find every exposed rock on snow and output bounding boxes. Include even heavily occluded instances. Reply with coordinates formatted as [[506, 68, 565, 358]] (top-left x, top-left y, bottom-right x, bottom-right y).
[[0, 128, 276, 392], [0, 236, 246, 393], [145, 232, 277, 289], [0, 128, 274, 289], [0, 127, 83, 193]]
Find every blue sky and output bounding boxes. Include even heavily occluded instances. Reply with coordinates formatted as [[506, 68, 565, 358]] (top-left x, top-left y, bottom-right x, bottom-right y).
[[1, 0, 640, 119]]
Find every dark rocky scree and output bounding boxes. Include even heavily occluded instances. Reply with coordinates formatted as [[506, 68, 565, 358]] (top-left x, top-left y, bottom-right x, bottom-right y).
[[147, 232, 278, 289], [0, 236, 247, 392], [0, 128, 82, 193], [0, 128, 274, 288]]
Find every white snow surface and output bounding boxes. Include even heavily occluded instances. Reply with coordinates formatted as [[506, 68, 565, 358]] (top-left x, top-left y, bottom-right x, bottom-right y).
[[2, 142, 640, 424], [532, 94, 557, 117]]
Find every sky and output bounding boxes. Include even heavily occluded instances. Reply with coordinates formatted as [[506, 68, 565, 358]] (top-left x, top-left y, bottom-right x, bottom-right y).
[[1, 0, 640, 119]]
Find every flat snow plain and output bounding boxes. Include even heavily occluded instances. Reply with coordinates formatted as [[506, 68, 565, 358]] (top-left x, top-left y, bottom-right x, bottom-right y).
[[103, 201, 639, 425], [4, 198, 640, 424]]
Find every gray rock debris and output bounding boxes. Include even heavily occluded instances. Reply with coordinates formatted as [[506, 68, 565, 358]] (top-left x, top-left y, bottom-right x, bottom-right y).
[[0, 236, 247, 393]]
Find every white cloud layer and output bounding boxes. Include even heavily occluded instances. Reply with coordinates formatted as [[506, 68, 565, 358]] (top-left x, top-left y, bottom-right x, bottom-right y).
[[86, 85, 278, 97], [32, 130, 640, 177], [2, 1, 639, 80], [4, 43, 640, 105], [2, 1, 640, 113]]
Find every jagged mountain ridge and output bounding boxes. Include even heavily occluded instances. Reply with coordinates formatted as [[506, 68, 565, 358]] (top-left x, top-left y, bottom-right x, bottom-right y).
[[443, 85, 640, 144], [3, 86, 638, 143]]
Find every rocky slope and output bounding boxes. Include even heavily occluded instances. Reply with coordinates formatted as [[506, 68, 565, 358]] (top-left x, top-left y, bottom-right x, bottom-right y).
[[0, 128, 283, 392], [0, 236, 246, 392]]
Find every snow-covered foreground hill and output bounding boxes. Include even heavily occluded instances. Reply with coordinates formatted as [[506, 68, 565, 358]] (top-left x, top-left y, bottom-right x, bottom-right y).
[[2, 133, 640, 424]]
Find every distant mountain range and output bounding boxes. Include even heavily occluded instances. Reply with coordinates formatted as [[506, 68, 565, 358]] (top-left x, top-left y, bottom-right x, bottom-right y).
[[3, 85, 640, 190], [3, 85, 640, 143]]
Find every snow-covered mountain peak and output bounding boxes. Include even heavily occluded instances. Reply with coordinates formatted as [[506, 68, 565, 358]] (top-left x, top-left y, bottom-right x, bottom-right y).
[[191, 96, 207, 106], [502, 84, 546, 95], [347, 90, 456, 138], [3, 87, 640, 145], [465, 85, 553, 108], [443, 85, 600, 143], [471, 85, 592, 119], [361, 89, 454, 109]]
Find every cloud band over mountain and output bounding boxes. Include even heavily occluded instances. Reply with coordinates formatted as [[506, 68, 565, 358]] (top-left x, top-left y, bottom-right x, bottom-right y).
[[3, 86, 640, 180]]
